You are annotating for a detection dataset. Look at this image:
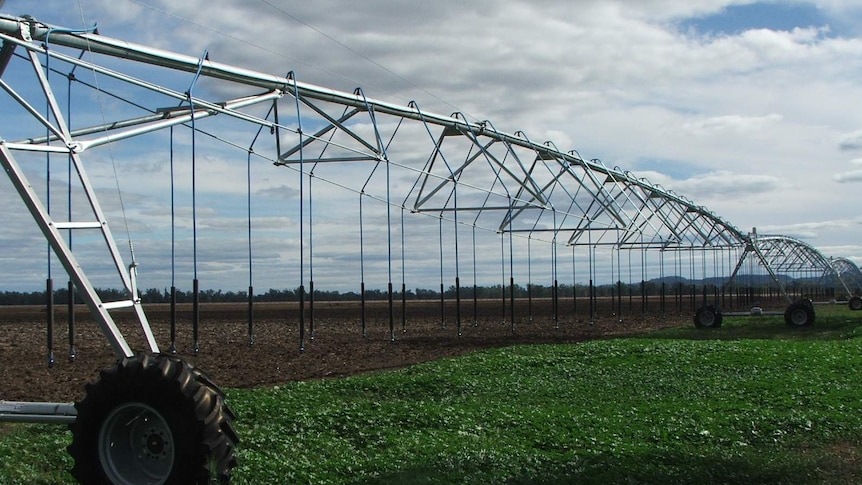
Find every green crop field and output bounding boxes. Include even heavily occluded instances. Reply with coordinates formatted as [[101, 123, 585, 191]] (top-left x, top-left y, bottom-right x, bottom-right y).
[[2, 305, 861, 484]]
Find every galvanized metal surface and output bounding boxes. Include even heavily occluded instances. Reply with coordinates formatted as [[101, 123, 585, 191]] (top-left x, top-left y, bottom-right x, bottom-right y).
[[0, 400, 77, 424]]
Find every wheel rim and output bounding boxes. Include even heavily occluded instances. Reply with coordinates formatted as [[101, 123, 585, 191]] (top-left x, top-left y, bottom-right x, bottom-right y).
[[99, 402, 174, 485], [698, 310, 716, 327], [790, 309, 808, 326], [851, 299, 862, 310]]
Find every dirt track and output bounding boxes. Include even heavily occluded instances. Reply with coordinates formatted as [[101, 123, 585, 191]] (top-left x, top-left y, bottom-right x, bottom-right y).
[[1, 298, 690, 403]]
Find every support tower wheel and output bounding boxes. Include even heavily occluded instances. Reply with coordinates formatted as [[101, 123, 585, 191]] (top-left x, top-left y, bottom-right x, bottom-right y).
[[693, 304, 722, 328], [784, 300, 815, 327], [68, 353, 239, 484], [849, 296, 862, 311]]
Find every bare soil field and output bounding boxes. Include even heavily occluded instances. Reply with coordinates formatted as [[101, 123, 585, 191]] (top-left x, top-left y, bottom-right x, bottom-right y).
[[0, 298, 691, 403]]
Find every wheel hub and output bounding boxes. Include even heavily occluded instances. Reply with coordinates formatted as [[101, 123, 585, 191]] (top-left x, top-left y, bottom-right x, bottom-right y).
[[99, 402, 175, 484], [144, 428, 169, 459]]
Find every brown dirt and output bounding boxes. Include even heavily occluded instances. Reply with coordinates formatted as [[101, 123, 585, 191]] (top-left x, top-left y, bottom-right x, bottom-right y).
[[0, 298, 690, 403]]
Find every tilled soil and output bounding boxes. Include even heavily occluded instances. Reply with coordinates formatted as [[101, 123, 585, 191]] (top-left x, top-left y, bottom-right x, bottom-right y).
[[0, 299, 689, 403]]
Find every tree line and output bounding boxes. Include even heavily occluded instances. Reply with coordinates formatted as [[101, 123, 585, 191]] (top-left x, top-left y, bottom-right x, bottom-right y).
[[0, 278, 789, 306]]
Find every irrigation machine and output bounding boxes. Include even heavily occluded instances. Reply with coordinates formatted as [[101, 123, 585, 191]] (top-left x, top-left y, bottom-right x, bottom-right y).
[[0, 11, 861, 485], [691, 230, 862, 330], [0, 14, 242, 485]]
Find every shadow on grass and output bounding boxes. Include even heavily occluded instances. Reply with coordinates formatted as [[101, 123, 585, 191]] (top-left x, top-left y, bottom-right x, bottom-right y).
[[356, 444, 859, 485]]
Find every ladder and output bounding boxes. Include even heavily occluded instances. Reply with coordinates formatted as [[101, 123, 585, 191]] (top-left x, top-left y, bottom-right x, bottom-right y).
[[0, 41, 158, 359]]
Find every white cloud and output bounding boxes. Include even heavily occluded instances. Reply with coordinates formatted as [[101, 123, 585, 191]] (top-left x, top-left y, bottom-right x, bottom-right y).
[[631, 170, 783, 201], [839, 129, 862, 151], [757, 217, 862, 242], [256, 184, 300, 201], [834, 169, 862, 183], [683, 113, 783, 135], [758, 217, 862, 237]]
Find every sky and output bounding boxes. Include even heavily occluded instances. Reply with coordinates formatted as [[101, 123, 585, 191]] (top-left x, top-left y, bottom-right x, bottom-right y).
[[1, 0, 862, 293]]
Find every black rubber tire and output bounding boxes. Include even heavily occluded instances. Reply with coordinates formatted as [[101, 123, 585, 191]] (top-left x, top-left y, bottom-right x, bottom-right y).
[[68, 353, 239, 484], [694, 304, 722, 328], [849, 296, 862, 311], [784, 301, 815, 327]]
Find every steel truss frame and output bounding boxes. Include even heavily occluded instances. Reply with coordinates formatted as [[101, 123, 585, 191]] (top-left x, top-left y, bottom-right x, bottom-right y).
[[727, 232, 854, 303], [831, 257, 862, 294], [0, 14, 749, 248]]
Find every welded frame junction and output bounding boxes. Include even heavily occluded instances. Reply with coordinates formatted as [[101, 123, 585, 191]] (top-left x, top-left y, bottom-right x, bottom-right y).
[[0, 13, 857, 423]]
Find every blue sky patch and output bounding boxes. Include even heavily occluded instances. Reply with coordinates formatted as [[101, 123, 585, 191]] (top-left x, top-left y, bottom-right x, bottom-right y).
[[632, 158, 706, 180], [679, 2, 834, 37]]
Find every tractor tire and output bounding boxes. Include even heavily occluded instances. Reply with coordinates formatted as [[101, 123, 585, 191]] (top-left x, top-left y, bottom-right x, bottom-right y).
[[849, 296, 862, 311], [784, 301, 815, 327], [694, 304, 722, 328], [67, 353, 239, 485]]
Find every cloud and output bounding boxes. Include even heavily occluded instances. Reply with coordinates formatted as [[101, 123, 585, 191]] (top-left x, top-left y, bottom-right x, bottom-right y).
[[256, 184, 300, 201], [834, 169, 862, 183], [636, 170, 783, 200], [839, 129, 862, 151], [682, 113, 783, 135], [758, 217, 862, 240]]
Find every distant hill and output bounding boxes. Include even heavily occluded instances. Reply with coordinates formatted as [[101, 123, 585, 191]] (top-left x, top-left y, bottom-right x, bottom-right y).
[[648, 273, 809, 287]]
